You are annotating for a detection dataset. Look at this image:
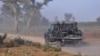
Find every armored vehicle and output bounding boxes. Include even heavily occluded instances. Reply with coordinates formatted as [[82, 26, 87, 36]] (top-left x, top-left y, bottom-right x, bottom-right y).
[[44, 22, 83, 47]]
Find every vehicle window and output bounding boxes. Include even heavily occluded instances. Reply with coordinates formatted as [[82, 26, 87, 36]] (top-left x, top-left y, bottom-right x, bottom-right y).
[[49, 25, 54, 31]]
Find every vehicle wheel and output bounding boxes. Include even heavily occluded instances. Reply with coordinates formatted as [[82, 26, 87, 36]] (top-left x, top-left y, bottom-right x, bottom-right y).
[[61, 41, 65, 46], [77, 40, 82, 45], [73, 40, 82, 46], [56, 41, 62, 49], [77, 30, 82, 36], [45, 36, 50, 45]]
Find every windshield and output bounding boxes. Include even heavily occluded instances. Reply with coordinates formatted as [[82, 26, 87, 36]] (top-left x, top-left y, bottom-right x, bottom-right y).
[[49, 24, 55, 31]]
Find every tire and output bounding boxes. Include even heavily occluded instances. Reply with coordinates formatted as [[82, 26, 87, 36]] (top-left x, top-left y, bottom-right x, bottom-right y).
[[77, 40, 82, 45], [44, 36, 50, 45], [56, 41, 62, 49], [77, 30, 82, 36], [72, 40, 82, 46]]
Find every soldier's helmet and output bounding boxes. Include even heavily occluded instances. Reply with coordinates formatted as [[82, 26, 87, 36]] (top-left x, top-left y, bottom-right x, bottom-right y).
[[74, 22, 78, 26], [62, 21, 65, 24], [56, 21, 60, 25]]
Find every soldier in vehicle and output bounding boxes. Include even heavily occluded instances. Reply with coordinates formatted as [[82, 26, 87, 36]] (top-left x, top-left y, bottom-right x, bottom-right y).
[[55, 21, 61, 37], [61, 21, 66, 26], [72, 22, 78, 31], [61, 21, 66, 32], [71, 17, 78, 31], [60, 21, 67, 37], [53, 17, 61, 36]]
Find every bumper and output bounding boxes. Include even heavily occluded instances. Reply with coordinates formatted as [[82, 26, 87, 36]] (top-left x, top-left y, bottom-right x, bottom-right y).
[[63, 36, 83, 40]]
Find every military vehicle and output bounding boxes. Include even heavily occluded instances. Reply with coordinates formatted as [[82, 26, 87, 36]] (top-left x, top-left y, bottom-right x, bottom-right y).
[[44, 22, 83, 48]]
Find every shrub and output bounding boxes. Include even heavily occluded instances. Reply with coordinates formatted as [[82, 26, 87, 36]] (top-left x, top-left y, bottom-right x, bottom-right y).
[[52, 47, 61, 52], [24, 40, 34, 46], [55, 53, 60, 56], [5, 40, 19, 47], [42, 45, 51, 51], [5, 37, 25, 47], [32, 42, 42, 48], [13, 38, 25, 45], [5, 36, 61, 52], [5, 37, 43, 48], [0, 33, 7, 44], [42, 45, 61, 52], [24, 40, 42, 48]]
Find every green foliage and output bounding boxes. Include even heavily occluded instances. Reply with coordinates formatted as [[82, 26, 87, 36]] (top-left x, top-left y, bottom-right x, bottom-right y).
[[13, 38, 25, 45], [0, 0, 53, 31], [31, 42, 42, 48], [42, 45, 51, 51], [5, 40, 19, 47], [5, 37, 42, 48], [25, 40, 42, 48], [0, 33, 7, 44], [97, 16, 100, 23], [42, 45, 61, 52], [5, 37, 25, 47], [55, 53, 60, 56], [3, 37, 61, 52], [52, 47, 61, 52], [24, 40, 33, 46]]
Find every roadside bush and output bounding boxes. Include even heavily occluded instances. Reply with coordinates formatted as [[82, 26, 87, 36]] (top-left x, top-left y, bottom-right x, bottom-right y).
[[42, 45, 61, 52], [55, 53, 60, 56], [0, 33, 7, 44], [5, 37, 42, 48], [32, 42, 42, 48], [42, 45, 51, 51], [13, 38, 25, 45], [4, 37, 61, 52], [5, 38, 25, 47], [5, 40, 19, 47], [52, 47, 61, 52], [24, 40, 42, 48], [24, 40, 34, 46]]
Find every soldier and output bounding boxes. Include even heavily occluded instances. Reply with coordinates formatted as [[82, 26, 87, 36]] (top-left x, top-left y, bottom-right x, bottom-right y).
[[53, 21, 61, 37], [61, 21, 66, 26], [62, 21, 65, 25], [61, 21, 66, 31], [60, 21, 67, 37], [54, 16, 60, 30], [72, 22, 78, 31]]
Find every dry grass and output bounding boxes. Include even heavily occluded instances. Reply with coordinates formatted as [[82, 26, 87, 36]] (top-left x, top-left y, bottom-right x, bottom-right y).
[[0, 37, 75, 56], [0, 46, 74, 56]]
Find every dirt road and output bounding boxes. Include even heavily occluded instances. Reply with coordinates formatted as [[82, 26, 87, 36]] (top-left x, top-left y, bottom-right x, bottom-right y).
[[62, 38, 100, 56], [0, 33, 45, 44], [0, 33, 100, 56]]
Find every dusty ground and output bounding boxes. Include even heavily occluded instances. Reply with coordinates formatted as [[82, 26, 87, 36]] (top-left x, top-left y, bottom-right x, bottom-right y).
[[0, 30, 100, 56], [0, 46, 74, 56], [62, 38, 100, 56], [62, 31, 100, 56]]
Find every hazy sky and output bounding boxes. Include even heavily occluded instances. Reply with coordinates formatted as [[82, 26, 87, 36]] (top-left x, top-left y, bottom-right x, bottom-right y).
[[0, 0, 100, 22], [40, 0, 100, 22]]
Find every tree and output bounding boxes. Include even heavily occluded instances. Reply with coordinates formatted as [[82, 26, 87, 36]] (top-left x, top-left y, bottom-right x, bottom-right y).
[[0, 17, 3, 24], [0, 0, 53, 32], [97, 16, 100, 23], [21, 0, 53, 28], [1, 0, 20, 33], [64, 13, 72, 23], [41, 16, 50, 25]]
